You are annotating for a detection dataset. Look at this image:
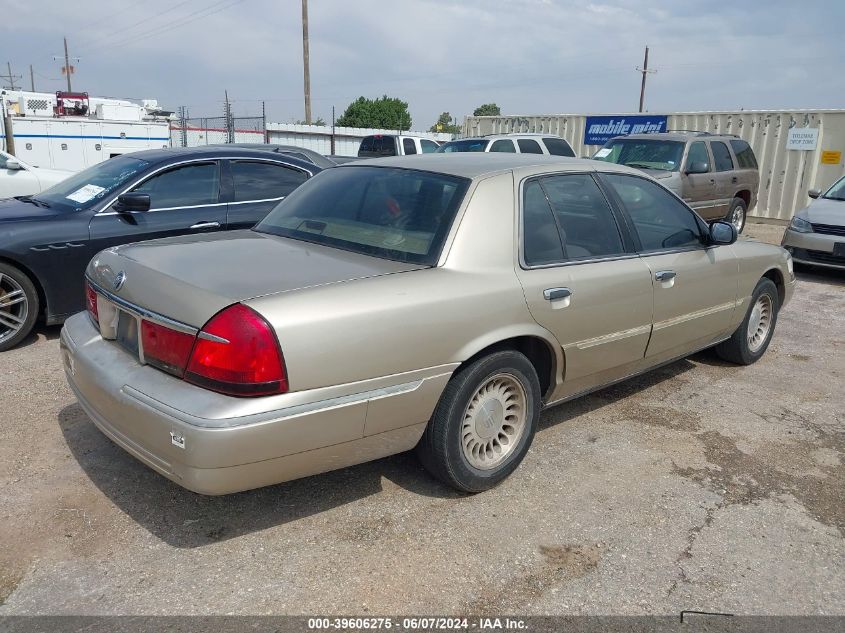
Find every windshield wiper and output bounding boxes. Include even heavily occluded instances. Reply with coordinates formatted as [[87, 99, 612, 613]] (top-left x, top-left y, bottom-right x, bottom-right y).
[[625, 162, 666, 170]]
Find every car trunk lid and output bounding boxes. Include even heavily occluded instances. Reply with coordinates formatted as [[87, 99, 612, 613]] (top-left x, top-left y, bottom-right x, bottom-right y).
[[87, 229, 425, 328]]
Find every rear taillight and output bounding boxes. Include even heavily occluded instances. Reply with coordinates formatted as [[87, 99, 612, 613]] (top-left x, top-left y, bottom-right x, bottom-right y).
[[141, 320, 196, 377], [85, 281, 99, 323], [185, 304, 288, 397]]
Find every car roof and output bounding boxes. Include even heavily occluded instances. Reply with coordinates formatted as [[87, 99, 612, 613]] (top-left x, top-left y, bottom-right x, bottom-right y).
[[120, 145, 320, 171], [611, 131, 739, 142], [345, 153, 640, 179]]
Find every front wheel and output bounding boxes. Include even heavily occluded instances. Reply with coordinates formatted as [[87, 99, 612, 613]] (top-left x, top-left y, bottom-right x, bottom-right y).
[[726, 198, 747, 234], [715, 277, 779, 365], [416, 350, 541, 493], [0, 263, 39, 352]]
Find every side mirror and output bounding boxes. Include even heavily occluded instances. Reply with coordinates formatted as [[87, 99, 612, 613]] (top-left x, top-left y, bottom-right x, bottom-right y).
[[709, 220, 737, 245], [5, 158, 21, 170], [808, 188, 821, 199], [685, 161, 709, 175], [114, 193, 151, 213]]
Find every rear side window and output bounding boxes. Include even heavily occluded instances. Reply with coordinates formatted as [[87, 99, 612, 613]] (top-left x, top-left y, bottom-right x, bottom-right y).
[[542, 137, 576, 157], [517, 139, 544, 154], [359, 137, 374, 153], [730, 140, 758, 169], [489, 139, 516, 153], [522, 180, 564, 266], [231, 161, 308, 202], [539, 174, 625, 259], [604, 173, 702, 251], [710, 141, 734, 172], [403, 138, 417, 155]]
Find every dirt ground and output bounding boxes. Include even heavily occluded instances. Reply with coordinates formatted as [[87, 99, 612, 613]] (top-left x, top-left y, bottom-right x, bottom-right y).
[[1, 222, 843, 615]]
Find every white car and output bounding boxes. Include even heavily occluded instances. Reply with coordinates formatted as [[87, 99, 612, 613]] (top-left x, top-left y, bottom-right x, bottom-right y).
[[0, 151, 73, 199], [436, 134, 576, 157]]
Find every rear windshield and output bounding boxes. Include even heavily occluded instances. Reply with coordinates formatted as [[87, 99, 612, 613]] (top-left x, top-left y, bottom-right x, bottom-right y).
[[436, 139, 490, 153], [593, 139, 684, 172], [255, 166, 470, 265], [358, 136, 397, 156]]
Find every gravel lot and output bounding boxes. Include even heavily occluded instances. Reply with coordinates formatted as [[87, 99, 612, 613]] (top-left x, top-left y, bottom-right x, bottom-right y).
[[1, 222, 842, 615]]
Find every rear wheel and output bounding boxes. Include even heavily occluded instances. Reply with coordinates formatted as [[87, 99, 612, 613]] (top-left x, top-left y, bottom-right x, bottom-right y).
[[0, 263, 39, 352], [416, 350, 541, 493], [726, 198, 747, 233], [715, 277, 779, 365]]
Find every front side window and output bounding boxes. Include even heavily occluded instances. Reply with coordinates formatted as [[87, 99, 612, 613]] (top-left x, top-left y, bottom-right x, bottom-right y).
[[489, 139, 516, 153], [256, 166, 469, 265], [594, 139, 684, 172], [540, 174, 625, 259], [132, 162, 219, 209], [685, 141, 710, 171], [542, 137, 576, 157], [710, 141, 734, 172], [603, 173, 702, 251], [231, 161, 308, 202], [403, 138, 417, 155], [517, 138, 544, 154], [420, 139, 439, 153], [436, 139, 490, 153], [33, 154, 150, 212]]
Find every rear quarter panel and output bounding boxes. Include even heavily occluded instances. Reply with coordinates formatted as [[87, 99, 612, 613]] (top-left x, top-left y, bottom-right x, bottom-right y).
[[729, 240, 793, 329]]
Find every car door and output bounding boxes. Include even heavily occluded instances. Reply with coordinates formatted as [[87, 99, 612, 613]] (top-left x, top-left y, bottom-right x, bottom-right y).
[[88, 160, 227, 254], [708, 140, 736, 219], [680, 141, 719, 220], [601, 172, 738, 362], [226, 159, 311, 229], [514, 173, 655, 400]]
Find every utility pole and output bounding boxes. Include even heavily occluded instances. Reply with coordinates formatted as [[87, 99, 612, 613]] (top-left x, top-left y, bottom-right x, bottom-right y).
[[224, 90, 233, 143], [262, 100, 268, 143], [331, 105, 336, 155], [63, 37, 72, 91], [637, 45, 656, 112], [29, 65, 35, 91], [301, 0, 312, 125], [1, 62, 21, 90]]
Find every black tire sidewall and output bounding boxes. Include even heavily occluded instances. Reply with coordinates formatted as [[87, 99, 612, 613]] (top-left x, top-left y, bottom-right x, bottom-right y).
[[435, 351, 541, 492], [739, 278, 779, 363], [0, 263, 39, 352]]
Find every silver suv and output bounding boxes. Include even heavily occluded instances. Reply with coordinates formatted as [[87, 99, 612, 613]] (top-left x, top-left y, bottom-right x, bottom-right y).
[[436, 134, 576, 158], [593, 131, 759, 232]]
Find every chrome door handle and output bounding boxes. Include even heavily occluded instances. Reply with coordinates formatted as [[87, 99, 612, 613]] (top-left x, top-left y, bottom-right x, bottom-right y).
[[655, 270, 676, 282], [543, 287, 572, 301], [190, 221, 221, 230]]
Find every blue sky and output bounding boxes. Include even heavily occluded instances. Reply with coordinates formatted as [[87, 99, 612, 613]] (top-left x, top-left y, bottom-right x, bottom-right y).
[[2, 0, 843, 130]]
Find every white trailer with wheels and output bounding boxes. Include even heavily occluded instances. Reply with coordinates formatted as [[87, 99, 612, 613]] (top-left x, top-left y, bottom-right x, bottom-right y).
[[1, 89, 172, 172]]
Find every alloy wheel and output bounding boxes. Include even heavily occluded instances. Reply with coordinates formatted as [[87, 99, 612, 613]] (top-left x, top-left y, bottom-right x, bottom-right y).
[[0, 273, 28, 345]]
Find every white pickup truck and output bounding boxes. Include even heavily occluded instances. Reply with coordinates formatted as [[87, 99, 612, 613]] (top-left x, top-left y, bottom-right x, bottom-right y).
[[357, 134, 441, 157], [0, 151, 72, 198]]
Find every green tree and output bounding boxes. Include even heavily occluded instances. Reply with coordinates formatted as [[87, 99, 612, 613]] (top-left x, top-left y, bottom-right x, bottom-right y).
[[429, 112, 461, 134], [336, 95, 412, 130], [473, 103, 501, 117], [295, 117, 326, 126]]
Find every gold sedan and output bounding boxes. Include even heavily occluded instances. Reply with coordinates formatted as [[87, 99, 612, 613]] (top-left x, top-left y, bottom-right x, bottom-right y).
[[61, 154, 795, 494]]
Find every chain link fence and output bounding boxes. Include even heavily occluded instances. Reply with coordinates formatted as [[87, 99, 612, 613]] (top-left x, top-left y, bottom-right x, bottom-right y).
[[171, 108, 266, 147]]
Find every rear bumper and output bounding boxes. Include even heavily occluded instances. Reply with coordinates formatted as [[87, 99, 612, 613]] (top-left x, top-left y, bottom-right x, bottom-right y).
[[781, 228, 845, 270], [60, 313, 451, 495]]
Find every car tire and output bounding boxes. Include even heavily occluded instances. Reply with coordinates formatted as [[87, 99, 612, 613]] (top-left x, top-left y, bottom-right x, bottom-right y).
[[715, 277, 779, 365], [0, 262, 40, 353], [726, 198, 747, 234], [416, 350, 541, 493]]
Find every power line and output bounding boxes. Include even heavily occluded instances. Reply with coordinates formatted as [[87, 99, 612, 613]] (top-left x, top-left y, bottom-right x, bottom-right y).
[[1, 62, 22, 90]]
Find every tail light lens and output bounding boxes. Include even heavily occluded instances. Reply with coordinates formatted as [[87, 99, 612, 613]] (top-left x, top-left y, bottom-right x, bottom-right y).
[[185, 304, 288, 397], [85, 281, 99, 323], [141, 320, 196, 377]]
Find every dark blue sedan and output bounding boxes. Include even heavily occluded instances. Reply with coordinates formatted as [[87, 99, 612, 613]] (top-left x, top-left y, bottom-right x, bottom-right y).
[[0, 146, 319, 351]]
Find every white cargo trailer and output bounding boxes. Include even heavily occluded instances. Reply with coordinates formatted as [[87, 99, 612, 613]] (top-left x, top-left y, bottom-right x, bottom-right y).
[[1, 89, 172, 172]]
